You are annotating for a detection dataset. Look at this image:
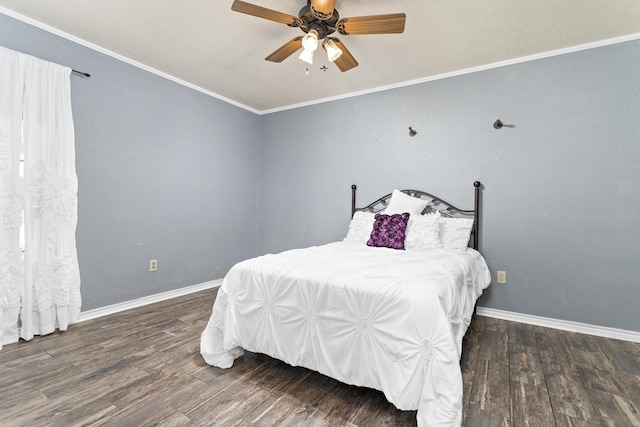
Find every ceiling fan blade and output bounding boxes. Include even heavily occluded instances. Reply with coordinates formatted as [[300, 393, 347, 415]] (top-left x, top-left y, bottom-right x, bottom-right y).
[[337, 13, 406, 35], [310, 0, 336, 16], [330, 38, 358, 72], [265, 37, 303, 62], [231, 0, 298, 25]]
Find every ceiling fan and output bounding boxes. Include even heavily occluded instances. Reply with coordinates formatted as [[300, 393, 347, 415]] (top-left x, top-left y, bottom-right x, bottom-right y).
[[231, 0, 406, 72]]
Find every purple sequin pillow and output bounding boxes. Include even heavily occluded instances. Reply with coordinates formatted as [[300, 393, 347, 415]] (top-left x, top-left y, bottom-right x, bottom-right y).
[[367, 212, 411, 250]]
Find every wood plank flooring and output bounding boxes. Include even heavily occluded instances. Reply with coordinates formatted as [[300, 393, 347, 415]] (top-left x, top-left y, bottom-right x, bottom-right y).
[[1, 288, 639, 426]]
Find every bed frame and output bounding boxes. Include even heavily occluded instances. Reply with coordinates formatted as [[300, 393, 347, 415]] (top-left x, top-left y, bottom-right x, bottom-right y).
[[351, 181, 482, 250]]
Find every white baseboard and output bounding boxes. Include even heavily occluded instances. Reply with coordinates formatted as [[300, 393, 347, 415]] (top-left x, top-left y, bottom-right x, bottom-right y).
[[476, 307, 640, 343], [78, 279, 223, 322]]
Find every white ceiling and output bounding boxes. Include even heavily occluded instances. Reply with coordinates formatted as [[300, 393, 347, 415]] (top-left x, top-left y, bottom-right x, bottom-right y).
[[1, 0, 639, 113]]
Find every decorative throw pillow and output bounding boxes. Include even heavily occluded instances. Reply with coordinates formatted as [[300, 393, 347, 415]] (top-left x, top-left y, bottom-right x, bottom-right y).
[[367, 212, 410, 250], [344, 211, 376, 244], [385, 189, 429, 215], [405, 212, 442, 249], [440, 217, 474, 250]]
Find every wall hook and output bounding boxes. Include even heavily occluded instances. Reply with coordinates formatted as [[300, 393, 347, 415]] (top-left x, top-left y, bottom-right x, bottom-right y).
[[493, 119, 504, 129], [408, 127, 417, 137]]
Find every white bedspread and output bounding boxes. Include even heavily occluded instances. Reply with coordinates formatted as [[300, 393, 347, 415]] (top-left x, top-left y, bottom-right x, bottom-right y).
[[201, 242, 491, 426]]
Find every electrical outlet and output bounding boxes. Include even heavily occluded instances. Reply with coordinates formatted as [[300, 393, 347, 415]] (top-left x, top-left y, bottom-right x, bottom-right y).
[[496, 270, 506, 284], [149, 259, 158, 272]]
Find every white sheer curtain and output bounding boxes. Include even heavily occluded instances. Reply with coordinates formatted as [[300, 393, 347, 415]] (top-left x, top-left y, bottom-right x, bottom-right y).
[[0, 46, 81, 350]]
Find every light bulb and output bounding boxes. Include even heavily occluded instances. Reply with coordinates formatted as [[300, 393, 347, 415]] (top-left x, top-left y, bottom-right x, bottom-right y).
[[298, 48, 314, 64], [323, 38, 343, 62], [301, 29, 319, 52]]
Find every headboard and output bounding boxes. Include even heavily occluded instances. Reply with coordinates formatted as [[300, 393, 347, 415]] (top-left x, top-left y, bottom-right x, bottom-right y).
[[351, 181, 482, 250]]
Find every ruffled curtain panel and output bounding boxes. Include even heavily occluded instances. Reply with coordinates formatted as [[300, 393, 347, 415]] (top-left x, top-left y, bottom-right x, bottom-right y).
[[0, 46, 81, 350]]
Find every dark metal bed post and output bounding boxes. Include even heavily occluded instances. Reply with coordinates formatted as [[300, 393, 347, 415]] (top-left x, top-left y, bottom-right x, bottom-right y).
[[351, 185, 357, 218], [473, 181, 481, 250]]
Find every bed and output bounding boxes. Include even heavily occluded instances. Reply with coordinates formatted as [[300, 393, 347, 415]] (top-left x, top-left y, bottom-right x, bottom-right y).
[[200, 182, 491, 426]]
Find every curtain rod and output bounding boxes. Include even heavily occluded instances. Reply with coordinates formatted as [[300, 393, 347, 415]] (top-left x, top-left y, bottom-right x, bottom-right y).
[[72, 69, 90, 78]]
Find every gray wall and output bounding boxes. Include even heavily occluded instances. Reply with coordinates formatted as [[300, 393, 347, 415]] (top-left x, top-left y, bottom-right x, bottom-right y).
[[0, 14, 261, 310], [259, 40, 640, 332], [2, 12, 638, 333]]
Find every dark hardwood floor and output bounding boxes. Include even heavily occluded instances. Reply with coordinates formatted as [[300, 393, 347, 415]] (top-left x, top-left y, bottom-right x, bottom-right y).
[[1, 288, 638, 426]]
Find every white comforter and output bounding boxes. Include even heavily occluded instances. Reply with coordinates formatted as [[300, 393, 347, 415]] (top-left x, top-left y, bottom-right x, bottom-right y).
[[201, 242, 491, 426]]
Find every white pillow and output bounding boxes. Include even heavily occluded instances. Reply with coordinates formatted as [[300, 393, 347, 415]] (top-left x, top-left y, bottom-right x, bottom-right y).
[[405, 212, 442, 249], [343, 211, 375, 244], [385, 189, 428, 215], [440, 217, 474, 250]]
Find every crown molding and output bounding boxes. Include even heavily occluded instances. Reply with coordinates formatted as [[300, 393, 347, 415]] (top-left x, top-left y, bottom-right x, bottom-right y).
[[3, 8, 639, 115]]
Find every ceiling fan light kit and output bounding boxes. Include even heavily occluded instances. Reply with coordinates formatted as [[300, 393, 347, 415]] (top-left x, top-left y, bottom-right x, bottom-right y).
[[231, 0, 406, 72]]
